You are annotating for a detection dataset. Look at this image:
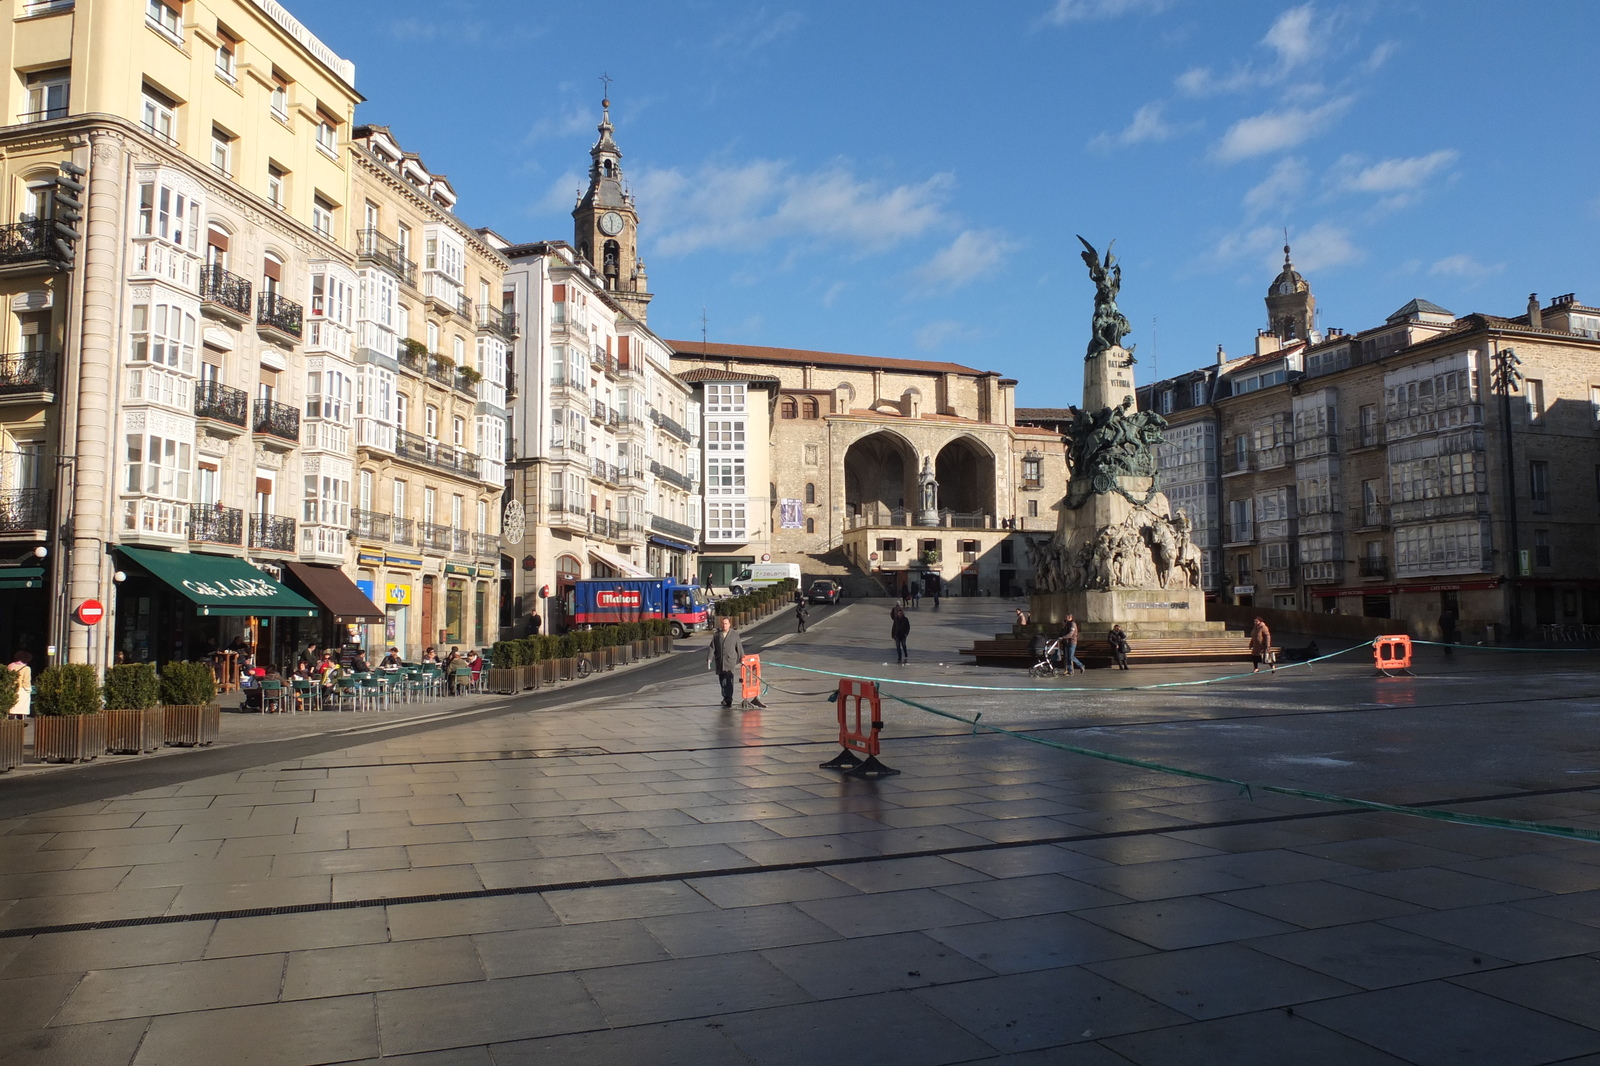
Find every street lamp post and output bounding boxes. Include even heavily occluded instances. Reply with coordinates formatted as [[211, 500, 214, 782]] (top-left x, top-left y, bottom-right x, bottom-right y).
[[1490, 344, 1523, 640]]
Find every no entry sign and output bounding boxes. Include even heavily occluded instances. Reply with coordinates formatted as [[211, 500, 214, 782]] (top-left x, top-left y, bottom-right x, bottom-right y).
[[74, 599, 104, 626]]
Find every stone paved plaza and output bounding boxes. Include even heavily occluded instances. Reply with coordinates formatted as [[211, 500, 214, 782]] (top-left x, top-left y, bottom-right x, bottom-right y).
[[2, 601, 1600, 1065]]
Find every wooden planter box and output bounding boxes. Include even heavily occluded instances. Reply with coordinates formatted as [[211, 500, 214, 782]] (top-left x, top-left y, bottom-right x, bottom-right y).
[[105, 707, 163, 754], [600, 646, 616, 670], [555, 657, 576, 681], [518, 665, 539, 691], [0, 717, 23, 771], [163, 704, 220, 747], [664, 634, 675, 653], [34, 713, 107, 763], [487, 668, 518, 694]]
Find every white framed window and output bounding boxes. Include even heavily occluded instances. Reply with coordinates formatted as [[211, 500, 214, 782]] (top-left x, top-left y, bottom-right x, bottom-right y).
[[124, 432, 191, 499], [705, 502, 747, 542], [315, 112, 338, 157], [136, 180, 199, 249], [129, 301, 196, 373], [453, 334, 465, 368], [140, 88, 177, 144], [424, 486, 437, 525], [1526, 378, 1545, 419], [23, 69, 69, 122], [210, 128, 233, 178], [215, 33, 237, 83], [310, 271, 353, 328], [305, 368, 352, 423], [705, 457, 745, 495], [312, 195, 335, 240], [1192, 380, 1207, 406], [424, 405, 438, 439], [396, 393, 409, 432], [705, 419, 745, 452], [477, 499, 489, 533], [704, 383, 746, 413], [303, 472, 351, 527], [452, 415, 465, 448], [451, 494, 463, 529], [145, 0, 181, 42], [426, 320, 439, 353], [1159, 390, 1175, 414], [359, 470, 373, 512], [392, 479, 406, 518], [270, 77, 288, 121], [266, 164, 285, 208]]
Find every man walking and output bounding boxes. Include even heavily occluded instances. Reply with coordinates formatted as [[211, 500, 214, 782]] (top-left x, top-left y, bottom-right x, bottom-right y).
[[891, 605, 911, 664], [1108, 624, 1130, 670], [1439, 605, 1459, 657], [1060, 613, 1085, 674], [1250, 616, 1275, 674], [707, 616, 746, 708], [795, 600, 810, 633]]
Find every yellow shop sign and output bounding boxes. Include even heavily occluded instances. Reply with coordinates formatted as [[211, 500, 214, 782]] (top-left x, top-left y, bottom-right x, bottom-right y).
[[385, 583, 412, 606]]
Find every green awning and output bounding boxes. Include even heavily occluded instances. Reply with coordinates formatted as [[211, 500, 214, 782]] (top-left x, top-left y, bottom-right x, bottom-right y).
[[0, 566, 44, 589], [117, 547, 319, 617]]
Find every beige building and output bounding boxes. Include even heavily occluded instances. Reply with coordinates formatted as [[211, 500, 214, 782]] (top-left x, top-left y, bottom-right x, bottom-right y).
[[671, 341, 1069, 596], [1143, 253, 1600, 638]]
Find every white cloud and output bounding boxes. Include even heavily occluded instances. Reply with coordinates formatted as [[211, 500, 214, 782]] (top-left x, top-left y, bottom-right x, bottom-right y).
[[1430, 254, 1503, 281], [530, 170, 585, 214], [1174, 65, 1256, 97], [713, 9, 804, 51], [1205, 220, 1361, 275], [1262, 4, 1318, 68], [1088, 103, 1188, 151], [911, 229, 1016, 293], [914, 320, 976, 350], [523, 106, 594, 145], [821, 281, 847, 307], [1039, 0, 1172, 24], [1213, 96, 1351, 161], [635, 160, 953, 258], [1243, 157, 1309, 218], [1333, 149, 1458, 194]]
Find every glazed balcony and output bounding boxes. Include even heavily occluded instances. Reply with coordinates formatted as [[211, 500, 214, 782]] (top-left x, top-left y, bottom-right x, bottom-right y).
[[257, 291, 304, 341], [189, 504, 243, 547], [199, 263, 252, 322], [248, 513, 296, 553], [252, 398, 300, 445]]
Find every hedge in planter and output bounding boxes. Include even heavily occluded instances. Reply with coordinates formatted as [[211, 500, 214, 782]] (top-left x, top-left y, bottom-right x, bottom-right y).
[[33, 663, 105, 763], [103, 663, 162, 754], [0, 665, 20, 772], [161, 660, 220, 747]]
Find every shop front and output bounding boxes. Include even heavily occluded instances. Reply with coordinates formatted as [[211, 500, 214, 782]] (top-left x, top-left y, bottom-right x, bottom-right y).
[[699, 555, 752, 592], [282, 563, 385, 658], [0, 562, 48, 669], [112, 546, 319, 672]]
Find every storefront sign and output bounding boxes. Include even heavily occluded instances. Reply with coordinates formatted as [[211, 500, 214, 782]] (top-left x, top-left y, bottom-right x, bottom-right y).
[[181, 577, 282, 599], [476, 566, 497, 579], [355, 580, 376, 604], [357, 551, 385, 567], [385, 583, 412, 605], [384, 553, 423, 569], [444, 563, 474, 576], [1232, 585, 1255, 596]]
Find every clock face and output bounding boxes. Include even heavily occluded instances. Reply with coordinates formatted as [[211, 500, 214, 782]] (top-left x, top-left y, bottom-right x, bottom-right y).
[[599, 211, 624, 236]]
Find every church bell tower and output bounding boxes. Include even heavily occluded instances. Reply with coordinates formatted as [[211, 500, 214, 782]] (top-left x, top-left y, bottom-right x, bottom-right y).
[[1265, 240, 1314, 343], [573, 96, 653, 322]]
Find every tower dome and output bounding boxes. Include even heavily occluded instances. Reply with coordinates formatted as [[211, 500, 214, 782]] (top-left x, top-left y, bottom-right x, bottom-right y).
[[1265, 240, 1315, 342]]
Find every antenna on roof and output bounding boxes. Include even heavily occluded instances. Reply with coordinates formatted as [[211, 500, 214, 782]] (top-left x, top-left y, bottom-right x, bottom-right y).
[[1151, 316, 1158, 382], [702, 304, 708, 349]]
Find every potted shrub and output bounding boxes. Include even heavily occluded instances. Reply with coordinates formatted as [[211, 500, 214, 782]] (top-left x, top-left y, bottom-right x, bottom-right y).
[[0, 665, 21, 772], [538, 635, 558, 685], [488, 641, 520, 694], [458, 366, 483, 386], [33, 663, 105, 763], [161, 661, 219, 747], [519, 637, 542, 691], [555, 634, 578, 681], [103, 663, 162, 754]]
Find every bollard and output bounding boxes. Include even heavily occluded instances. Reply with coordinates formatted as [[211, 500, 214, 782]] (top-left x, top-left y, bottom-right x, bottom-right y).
[[1374, 634, 1414, 676], [740, 654, 768, 709], [819, 678, 899, 777]]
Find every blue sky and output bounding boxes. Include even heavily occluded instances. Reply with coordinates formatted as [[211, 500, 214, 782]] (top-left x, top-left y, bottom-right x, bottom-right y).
[[310, 0, 1598, 406]]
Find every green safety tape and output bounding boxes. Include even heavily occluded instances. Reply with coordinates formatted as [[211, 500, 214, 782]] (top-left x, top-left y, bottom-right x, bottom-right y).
[[884, 690, 1600, 844], [765, 639, 1375, 694]]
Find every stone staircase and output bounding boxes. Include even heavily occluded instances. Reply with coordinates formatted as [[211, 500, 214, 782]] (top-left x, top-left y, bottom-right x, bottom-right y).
[[767, 549, 889, 598]]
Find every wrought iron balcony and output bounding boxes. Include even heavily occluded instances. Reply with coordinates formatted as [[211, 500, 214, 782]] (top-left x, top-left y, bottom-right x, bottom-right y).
[[0, 220, 67, 268], [589, 513, 622, 540], [649, 460, 694, 492], [427, 361, 455, 388], [397, 342, 427, 375], [391, 516, 415, 546], [357, 229, 417, 286], [248, 512, 296, 553], [200, 263, 252, 318], [0, 350, 56, 394], [394, 428, 477, 477], [257, 290, 303, 339], [0, 488, 49, 533], [351, 508, 391, 542], [1358, 556, 1389, 578], [649, 407, 693, 443], [194, 380, 248, 426], [418, 521, 452, 552], [451, 528, 471, 556], [650, 514, 696, 542], [252, 397, 300, 442], [189, 504, 243, 546], [475, 304, 518, 339], [474, 532, 499, 559]]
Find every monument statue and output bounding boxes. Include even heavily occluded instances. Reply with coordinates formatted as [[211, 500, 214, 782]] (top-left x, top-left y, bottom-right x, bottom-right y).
[[915, 456, 940, 527], [1078, 237, 1134, 362]]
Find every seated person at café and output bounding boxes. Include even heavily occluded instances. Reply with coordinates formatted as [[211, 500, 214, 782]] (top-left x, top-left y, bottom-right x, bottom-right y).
[[421, 647, 439, 665], [380, 647, 403, 669], [350, 648, 371, 674]]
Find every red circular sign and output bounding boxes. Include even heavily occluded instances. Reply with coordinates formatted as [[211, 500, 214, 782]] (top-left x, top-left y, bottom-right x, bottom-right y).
[[75, 599, 105, 626]]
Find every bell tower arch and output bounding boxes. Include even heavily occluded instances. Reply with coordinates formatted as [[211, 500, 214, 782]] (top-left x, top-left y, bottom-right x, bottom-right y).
[[572, 94, 653, 321]]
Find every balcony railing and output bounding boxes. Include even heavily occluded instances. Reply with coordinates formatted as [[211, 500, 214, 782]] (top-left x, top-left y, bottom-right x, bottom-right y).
[[391, 515, 414, 546], [651, 514, 696, 542], [591, 457, 620, 485], [650, 408, 693, 443], [252, 397, 300, 442], [357, 229, 417, 286], [257, 290, 303, 338], [475, 304, 518, 339], [451, 528, 470, 556], [0, 219, 67, 267], [189, 504, 243, 546], [1358, 556, 1389, 578], [590, 513, 622, 540], [649, 460, 694, 491], [394, 428, 478, 478], [474, 532, 498, 559], [0, 488, 49, 532], [249, 513, 296, 553], [200, 263, 252, 318], [0, 350, 56, 393], [397, 343, 427, 375], [194, 380, 248, 426], [418, 521, 451, 552], [351, 508, 391, 542]]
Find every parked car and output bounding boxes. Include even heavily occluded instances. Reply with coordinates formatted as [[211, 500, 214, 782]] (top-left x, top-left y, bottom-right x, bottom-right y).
[[807, 579, 841, 605]]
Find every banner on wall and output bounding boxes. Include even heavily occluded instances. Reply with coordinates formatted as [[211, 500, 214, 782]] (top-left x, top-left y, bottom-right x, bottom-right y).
[[779, 499, 803, 529]]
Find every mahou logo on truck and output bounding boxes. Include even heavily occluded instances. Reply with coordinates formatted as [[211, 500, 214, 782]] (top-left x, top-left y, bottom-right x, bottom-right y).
[[596, 590, 642, 608]]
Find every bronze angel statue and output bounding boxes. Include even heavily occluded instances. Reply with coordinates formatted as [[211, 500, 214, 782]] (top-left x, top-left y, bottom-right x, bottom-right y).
[[1078, 236, 1133, 361]]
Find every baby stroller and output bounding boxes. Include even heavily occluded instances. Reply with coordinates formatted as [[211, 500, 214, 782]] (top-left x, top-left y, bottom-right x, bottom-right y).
[[1029, 635, 1068, 678]]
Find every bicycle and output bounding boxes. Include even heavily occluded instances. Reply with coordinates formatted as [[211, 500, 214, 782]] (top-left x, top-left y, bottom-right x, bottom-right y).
[[575, 657, 594, 679]]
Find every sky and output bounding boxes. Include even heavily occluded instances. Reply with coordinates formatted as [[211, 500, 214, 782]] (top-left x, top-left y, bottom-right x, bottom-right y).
[[307, 0, 1599, 407]]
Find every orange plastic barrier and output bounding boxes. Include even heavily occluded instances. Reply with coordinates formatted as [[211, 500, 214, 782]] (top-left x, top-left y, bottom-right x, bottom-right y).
[[739, 654, 766, 707], [1374, 634, 1413, 674], [820, 678, 899, 777]]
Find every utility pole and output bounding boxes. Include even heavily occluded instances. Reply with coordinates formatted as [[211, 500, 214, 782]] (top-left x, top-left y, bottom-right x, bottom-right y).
[[1490, 343, 1523, 640]]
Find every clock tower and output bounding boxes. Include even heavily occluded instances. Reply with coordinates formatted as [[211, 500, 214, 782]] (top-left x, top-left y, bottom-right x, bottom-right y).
[[573, 97, 653, 322], [1265, 240, 1314, 343]]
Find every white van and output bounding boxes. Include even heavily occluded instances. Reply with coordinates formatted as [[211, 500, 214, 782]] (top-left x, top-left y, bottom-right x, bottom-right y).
[[729, 563, 801, 595]]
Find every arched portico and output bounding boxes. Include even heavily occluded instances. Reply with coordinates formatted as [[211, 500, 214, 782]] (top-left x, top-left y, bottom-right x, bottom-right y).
[[844, 430, 917, 523], [935, 436, 996, 517]]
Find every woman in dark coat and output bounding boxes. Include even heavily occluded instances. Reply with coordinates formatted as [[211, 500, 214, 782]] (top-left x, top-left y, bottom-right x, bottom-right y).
[[891, 606, 911, 665], [1108, 624, 1130, 670]]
